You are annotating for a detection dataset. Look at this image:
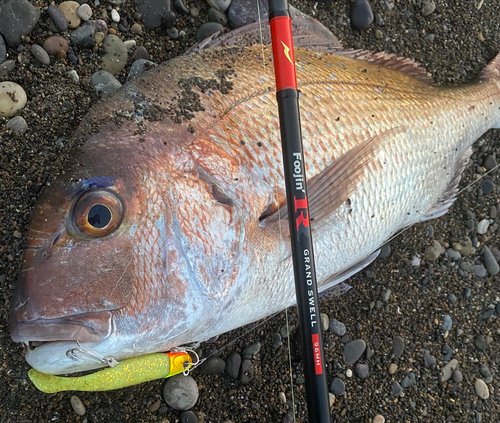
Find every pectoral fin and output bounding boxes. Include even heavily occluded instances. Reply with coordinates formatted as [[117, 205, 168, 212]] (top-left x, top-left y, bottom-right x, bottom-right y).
[[263, 127, 405, 233]]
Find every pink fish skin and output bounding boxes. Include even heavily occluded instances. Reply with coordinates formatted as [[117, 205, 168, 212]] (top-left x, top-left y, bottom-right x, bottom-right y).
[[10, 45, 500, 375]]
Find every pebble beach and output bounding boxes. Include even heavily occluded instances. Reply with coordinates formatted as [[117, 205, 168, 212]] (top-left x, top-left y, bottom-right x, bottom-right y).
[[0, 0, 499, 422]]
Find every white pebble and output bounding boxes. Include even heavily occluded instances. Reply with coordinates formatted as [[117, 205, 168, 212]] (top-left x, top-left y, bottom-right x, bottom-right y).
[[411, 255, 421, 266], [477, 219, 490, 234], [124, 40, 137, 50], [70, 395, 86, 416], [0, 81, 27, 117], [278, 392, 286, 404], [346, 369, 353, 378], [65, 70, 80, 84], [474, 379, 489, 399], [111, 9, 120, 23], [77, 3, 92, 21], [373, 415, 385, 423]]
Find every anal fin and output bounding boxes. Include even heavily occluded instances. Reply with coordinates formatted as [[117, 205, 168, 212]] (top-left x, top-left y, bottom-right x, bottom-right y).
[[420, 147, 472, 222], [319, 249, 380, 294]]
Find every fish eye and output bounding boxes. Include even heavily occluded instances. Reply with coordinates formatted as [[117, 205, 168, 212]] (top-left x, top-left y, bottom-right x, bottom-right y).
[[71, 190, 124, 238]]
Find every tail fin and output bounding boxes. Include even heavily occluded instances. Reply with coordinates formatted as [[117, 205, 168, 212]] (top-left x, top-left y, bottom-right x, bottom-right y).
[[480, 52, 500, 129], [480, 52, 500, 81]]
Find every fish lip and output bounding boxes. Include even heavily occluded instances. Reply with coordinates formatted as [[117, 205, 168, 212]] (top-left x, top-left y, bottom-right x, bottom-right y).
[[10, 310, 115, 344]]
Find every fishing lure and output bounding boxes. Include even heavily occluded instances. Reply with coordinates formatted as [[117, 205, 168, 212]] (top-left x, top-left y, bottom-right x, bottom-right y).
[[28, 351, 193, 393]]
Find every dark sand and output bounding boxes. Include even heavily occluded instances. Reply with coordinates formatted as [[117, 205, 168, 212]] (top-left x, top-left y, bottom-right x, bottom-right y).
[[1, 0, 499, 422]]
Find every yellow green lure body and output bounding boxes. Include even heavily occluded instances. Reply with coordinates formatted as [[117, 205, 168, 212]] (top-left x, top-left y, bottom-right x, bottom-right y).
[[28, 351, 193, 393]]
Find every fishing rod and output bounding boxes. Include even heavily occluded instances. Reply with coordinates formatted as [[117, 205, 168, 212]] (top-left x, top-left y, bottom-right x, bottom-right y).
[[267, 0, 331, 421]]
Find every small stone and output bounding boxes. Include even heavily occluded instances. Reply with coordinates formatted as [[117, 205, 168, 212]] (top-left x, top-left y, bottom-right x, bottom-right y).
[[373, 416, 385, 423], [77, 4, 92, 21], [479, 364, 492, 383], [375, 29, 383, 39], [70, 25, 95, 45], [86, 19, 108, 33], [424, 240, 444, 261], [167, 28, 179, 39], [59, 1, 81, 29], [346, 368, 353, 378], [163, 374, 199, 411], [481, 180, 494, 195], [392, 336, 405, 359], [472, 264, 487, 278], [329, 318, 347, 337], [240, 359, 255, 384], [102, 34, 127, 75], [0, 81, 27, 117], [440, 358, 458, 381], [181, 411, 198, 423], [421, 0, 436, 16], [351, 0, 374, 30], [174, 0, 189, 14], [423, 350, 436, 368], [388, 363, 398, 375], [48, 5, 69, 32], [343, 339, 366, 365], [137, 0, 171, 30], [474, 379, 489, 399], [208, 8, 228, 26], [161, 11, 177, 29], [477, 219, 490, 234], [111, 9, 120, 23], [442, 314, 452, 332], [149, 399, 161, 412], [401, 372, 416, 388], [330, 378, 345, 395], [6, 116, 28, 133], [0, 0, 41, 46], [452, 369, 463, 383], [0, 35, 6, 63], [427, 225, 435, 237], [474, 335, 487, 351], [442, 344, 453, 361], [447, 293, 457, 304], [207, 0, 232, 13], [70, 395, 86, 416], [320, 313, 329, 331], [199, 356, 225, 375], [459, 237, 476, 256], [226, 352, 241, 379], [124, 40, 137, 50], [411, 255, 421, 266], [483, 155, 497, 171], [482, 246, 499, 276], [446, 248, 461, 261], [196, 22, 224, 41], [0, 60, 15, 76], [496, 303, 500, 315], [381, 289, 391, 302], [242, 342, 261, 358], [133, 45, 149, 60], [30, 44, 50, 66], [354, 363, 369, 379], [43, 36, 70, 55], [130, 23, 142, 35], [425, 33, 435, 42], [270, 332, 282, 349], [391, 381, 403, 397], [489, 206, 497, 219], [190, 7, 200, 18], [127, 59, 156, 82], [91, 70, 122, 97], [379, 243, 391, 258]]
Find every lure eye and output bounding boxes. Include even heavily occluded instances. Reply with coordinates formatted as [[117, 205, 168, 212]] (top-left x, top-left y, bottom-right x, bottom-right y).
[[72, 190, 124, 238]]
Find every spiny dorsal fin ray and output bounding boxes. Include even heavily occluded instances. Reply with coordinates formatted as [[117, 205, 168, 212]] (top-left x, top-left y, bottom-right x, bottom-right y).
[[326, 48, 434, 84]]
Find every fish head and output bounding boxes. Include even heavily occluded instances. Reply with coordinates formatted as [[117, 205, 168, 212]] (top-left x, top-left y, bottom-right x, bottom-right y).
[[9, 123, 163, 374]]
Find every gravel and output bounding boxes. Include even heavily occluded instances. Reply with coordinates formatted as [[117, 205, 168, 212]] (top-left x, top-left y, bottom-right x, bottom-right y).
[[1, 0, 500, 422]]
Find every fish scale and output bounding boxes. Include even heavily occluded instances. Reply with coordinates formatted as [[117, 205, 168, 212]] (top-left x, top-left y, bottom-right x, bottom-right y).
[[10, 45, 500, 375]]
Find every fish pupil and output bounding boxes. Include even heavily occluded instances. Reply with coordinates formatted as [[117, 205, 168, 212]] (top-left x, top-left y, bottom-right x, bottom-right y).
[[88, 204, 111, 229]]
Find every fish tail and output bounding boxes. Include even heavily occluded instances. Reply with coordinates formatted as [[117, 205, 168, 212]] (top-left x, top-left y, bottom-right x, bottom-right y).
[[480, 52, 500, 129]]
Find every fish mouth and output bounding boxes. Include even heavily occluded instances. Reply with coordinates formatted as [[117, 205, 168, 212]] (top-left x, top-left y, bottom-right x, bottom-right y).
[[10, 310, 115, 346]]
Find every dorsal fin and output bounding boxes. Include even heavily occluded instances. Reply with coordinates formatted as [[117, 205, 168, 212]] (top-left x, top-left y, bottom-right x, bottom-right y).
[[330, 49, 434, 84]]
